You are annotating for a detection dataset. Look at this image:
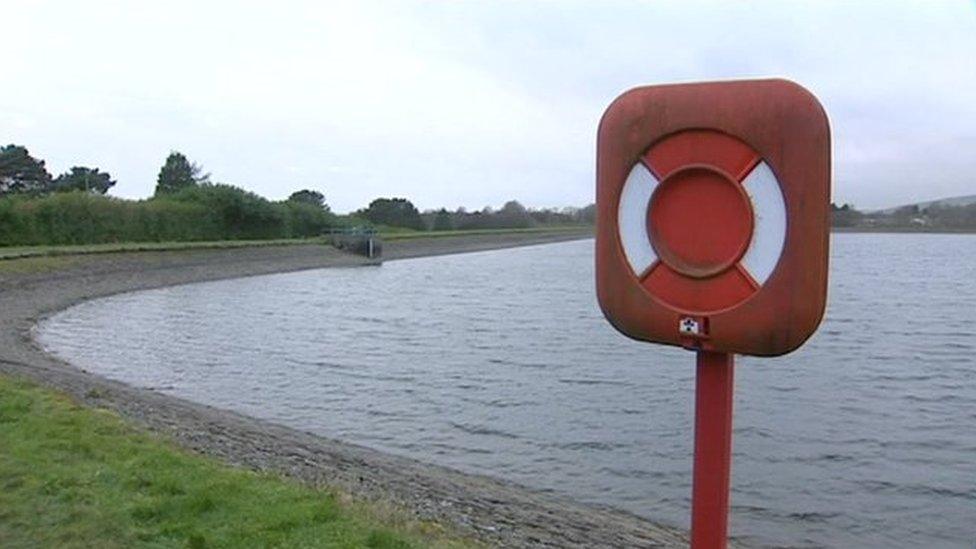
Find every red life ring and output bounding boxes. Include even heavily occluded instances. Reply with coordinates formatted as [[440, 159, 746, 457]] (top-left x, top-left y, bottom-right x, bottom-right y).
[[617, 130, 787, 313]]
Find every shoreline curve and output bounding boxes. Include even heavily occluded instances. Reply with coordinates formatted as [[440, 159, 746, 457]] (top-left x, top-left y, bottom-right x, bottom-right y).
[[1, 231, 725, 548]]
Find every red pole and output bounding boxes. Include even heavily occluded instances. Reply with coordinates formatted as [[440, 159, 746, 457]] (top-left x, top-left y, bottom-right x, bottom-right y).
[[691, 351, 735, 549]]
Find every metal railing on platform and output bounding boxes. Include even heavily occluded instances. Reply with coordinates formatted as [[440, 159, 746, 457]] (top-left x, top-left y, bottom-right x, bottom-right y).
[[327, 227, 382, 259]]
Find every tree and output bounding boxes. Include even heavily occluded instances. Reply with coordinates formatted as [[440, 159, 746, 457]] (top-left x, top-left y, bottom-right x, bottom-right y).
[[830, 202, 863, 228], [53, 167, 116, 194], [155, 152, 209, 195], [360, 197, 425, 230], [431, 208, 454, 231], [287, 189, 328, 210], [577, 203, 596, 224], [496, 200, 536, 228], [0, 144, 52, 196]]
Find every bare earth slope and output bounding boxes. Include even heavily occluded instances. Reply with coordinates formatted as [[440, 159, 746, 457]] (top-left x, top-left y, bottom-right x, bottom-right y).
[[0, 232, 709, 548]]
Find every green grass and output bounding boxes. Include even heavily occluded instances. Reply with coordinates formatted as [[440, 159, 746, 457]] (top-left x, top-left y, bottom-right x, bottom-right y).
[[0, 238, 329, 261], [0, 376, 474, 549], [0, 227, 592, 262]]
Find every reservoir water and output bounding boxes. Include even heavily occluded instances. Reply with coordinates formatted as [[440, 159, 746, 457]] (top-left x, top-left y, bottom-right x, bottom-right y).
[[38, 234, 975, 548]]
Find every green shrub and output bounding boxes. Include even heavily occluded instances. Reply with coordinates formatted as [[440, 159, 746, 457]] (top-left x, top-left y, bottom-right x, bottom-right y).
[[0, 186, 339, 247], [167, 184, 284, 240], [278, 200, 335, 238]]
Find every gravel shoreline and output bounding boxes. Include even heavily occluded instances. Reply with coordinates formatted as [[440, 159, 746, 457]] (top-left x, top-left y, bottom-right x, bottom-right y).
[[0, 232, 707, 548]]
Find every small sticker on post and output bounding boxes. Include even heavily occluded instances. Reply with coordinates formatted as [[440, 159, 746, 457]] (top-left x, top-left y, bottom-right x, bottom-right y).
[[679, 317, 701, 336]]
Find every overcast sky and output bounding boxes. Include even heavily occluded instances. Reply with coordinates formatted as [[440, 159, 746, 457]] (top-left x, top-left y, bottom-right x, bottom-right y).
[[4, 1, 975, 212]]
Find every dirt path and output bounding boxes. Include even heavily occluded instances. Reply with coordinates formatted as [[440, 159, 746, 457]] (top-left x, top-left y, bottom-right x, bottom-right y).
[[0, 232, 709, 548]]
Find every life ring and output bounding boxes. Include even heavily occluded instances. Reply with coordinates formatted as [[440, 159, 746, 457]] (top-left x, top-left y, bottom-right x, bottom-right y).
[[617, 129, 786, 313]]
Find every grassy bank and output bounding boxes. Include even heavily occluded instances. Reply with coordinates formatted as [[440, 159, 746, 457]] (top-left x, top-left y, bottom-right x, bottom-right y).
[[0, 227, 592, 262], [0, 376, 472, 549], [0, 238, 327, 261]]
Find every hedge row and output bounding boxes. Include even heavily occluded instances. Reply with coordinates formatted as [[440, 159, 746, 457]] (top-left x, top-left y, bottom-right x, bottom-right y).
[[0, 185, 339, 246]]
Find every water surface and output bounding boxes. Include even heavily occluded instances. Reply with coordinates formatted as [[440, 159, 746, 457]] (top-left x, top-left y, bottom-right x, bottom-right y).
[[39, 234, 976, 548]]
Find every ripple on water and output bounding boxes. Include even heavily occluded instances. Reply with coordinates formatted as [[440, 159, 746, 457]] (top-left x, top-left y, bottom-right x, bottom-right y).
[[37, 234, 976, 549]]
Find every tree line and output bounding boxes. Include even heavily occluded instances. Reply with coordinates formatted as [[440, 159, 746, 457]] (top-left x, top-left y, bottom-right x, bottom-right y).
[[357, 198, 595, 232], [0, 145, 337, 246], [0, 145, 116, 195], [0, 144, 594, 247]]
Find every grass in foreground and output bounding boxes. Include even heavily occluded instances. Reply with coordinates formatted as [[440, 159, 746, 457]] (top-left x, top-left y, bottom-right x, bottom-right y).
[[0, 376, 473, 549]]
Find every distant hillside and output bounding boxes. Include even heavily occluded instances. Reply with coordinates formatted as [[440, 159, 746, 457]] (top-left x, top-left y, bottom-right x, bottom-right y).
[[833, 194, 976, 232], [878, 194, 976, 214]]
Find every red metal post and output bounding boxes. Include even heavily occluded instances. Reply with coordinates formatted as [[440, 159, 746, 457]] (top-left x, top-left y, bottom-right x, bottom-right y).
[[691, 351, 735, 549]]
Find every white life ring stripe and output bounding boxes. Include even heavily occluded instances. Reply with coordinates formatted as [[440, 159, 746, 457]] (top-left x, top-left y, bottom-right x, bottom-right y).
[[618, 163, 659, 276], [618, 160, 787, 287], [740, 161, 787, 286]]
